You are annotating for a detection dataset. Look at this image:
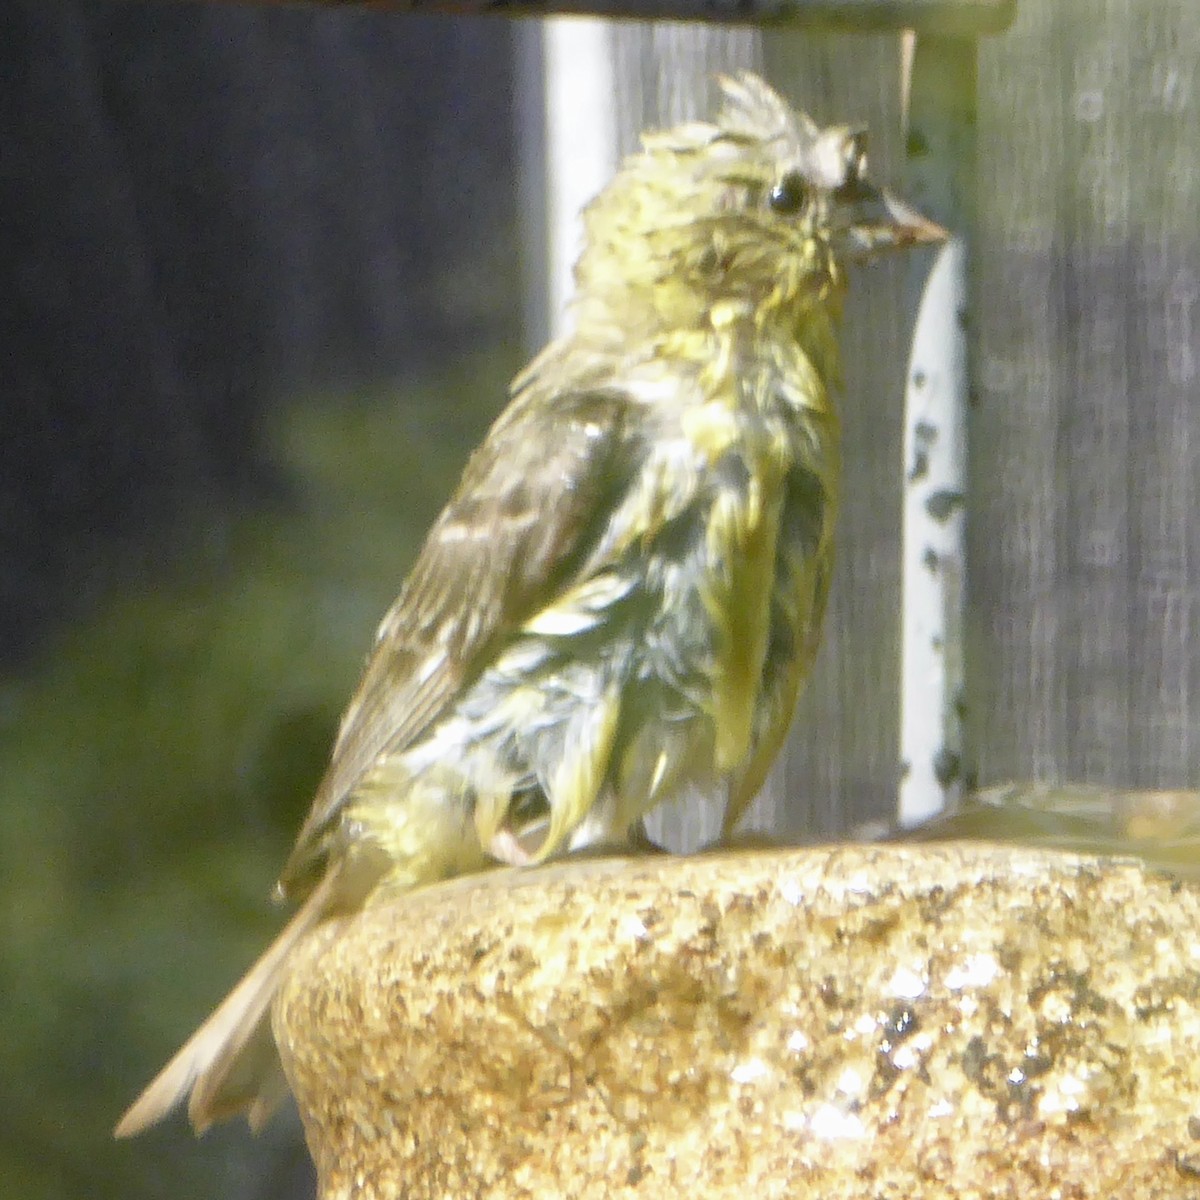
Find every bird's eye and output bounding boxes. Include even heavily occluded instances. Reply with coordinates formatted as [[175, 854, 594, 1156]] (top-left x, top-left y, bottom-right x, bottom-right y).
[[767, 172, 808, 215]]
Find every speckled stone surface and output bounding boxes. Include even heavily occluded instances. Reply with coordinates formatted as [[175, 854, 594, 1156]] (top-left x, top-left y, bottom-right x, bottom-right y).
[[273, 844, 1200, 1199]]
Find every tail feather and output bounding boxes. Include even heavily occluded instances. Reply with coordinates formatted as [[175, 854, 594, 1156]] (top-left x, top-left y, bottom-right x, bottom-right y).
[[115, 871, 337, 1137]]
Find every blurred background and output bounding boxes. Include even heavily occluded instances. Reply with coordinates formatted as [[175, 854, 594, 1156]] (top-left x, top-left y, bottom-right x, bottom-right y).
[[1, 1, 1198, 1198]]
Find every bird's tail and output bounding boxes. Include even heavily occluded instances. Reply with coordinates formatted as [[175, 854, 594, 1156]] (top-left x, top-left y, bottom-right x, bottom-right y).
[[114, 869, 339, 1137]]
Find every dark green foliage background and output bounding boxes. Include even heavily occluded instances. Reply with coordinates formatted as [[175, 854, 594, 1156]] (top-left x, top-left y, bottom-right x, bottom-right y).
[[0, 4, 518, 1197], [0, 367, 515, 1200]]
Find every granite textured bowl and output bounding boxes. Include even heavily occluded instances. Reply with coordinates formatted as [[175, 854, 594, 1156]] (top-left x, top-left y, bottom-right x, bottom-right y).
[[274, 844, 1200, 1199]]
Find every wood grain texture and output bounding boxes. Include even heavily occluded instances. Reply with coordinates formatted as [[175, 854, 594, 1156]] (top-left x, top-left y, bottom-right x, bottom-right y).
[[969, 0, 1200, 793]]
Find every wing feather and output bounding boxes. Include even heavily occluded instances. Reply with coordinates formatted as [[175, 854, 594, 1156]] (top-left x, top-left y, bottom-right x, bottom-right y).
[[279, 384, 635, 893]]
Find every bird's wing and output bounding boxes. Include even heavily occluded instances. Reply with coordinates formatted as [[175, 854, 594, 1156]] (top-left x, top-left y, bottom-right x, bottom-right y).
[[279, 381, 636, 893], [723, 456, 837, 835]]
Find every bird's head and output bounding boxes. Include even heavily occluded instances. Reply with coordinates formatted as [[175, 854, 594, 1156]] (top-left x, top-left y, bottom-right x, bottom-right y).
[[572, 72, 945, 335]]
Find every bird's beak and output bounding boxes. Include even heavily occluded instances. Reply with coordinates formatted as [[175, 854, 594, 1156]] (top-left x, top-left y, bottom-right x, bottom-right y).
[[840, 182, 948, 260]]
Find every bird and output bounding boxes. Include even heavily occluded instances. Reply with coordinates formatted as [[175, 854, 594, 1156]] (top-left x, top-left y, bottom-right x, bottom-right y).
[[115, 71, 944, 1138]]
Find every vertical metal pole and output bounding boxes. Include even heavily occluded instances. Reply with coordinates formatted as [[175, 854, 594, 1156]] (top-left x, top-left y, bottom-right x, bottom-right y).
[[540, 19, 619, 338], [898, 36, 976, 825]]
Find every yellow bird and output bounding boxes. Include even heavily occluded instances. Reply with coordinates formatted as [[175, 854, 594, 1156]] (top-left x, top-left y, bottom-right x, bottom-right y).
[[116, 72, 944, 1137]]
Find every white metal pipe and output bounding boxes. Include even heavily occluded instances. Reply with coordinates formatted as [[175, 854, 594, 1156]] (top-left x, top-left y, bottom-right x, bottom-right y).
[[899, 237, 969, 824], [897, 35, 975, 826], [541, 19, 619, 337]]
